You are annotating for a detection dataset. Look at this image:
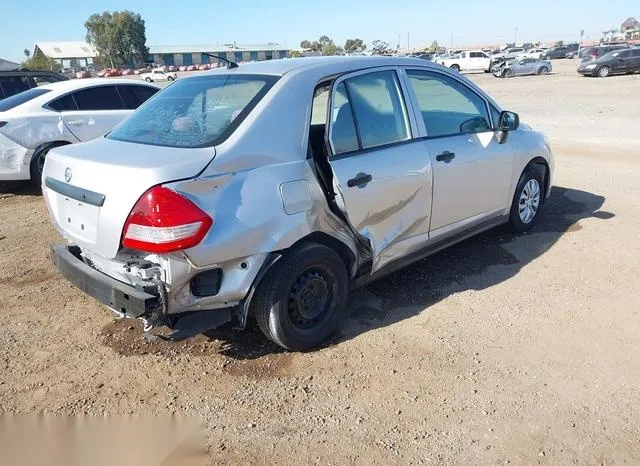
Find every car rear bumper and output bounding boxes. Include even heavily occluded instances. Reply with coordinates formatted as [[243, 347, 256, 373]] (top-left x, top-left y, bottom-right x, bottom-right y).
[[51, 243, 160, 318], [0, 134, 31, 181]]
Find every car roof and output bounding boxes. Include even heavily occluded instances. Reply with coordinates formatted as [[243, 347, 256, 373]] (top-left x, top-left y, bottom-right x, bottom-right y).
[[37, 78, 159, 92], [197, 56, 446, 78]]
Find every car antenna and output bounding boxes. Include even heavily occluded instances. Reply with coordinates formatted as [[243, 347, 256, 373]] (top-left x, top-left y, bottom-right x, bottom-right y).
[[201, 52, 239, 69]]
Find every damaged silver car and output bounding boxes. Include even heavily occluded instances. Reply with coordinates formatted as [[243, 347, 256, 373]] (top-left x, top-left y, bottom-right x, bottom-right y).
[[43, 57, 554, 350]]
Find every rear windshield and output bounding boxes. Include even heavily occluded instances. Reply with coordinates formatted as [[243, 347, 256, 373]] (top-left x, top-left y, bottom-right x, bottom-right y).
[[107, 74, 278, 148], [0, 88, 50, 112]]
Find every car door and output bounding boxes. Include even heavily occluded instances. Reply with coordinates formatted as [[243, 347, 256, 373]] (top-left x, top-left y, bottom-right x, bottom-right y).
[[58, 85, 131, 141], [326, 68, 433, 273], [613, 50, 633, 73], [630, 49, 640, 72], [402, 68, 514, 239]]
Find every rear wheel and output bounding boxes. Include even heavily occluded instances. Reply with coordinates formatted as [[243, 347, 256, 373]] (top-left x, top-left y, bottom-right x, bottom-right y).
[[449, 64, 460, 72], [252, 243, 349, 351], [537, 66, 549, 75], [508, 164, 546, 233], [145, 77, 152, 82], [167, 76, 174, 81], [597, 66, 610, 78], [30, 142, 69, 188]]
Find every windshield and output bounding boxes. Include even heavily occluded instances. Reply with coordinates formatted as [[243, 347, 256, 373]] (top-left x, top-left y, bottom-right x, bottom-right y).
[[108, 74, 278, 148], [0, 88, 51, 112]]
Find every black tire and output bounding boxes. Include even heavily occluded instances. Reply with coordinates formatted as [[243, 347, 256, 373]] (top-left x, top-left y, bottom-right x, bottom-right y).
[[503, 68, 513, 78], [252, 243, 349, 351], [507, 164, 546, 233], [537, 66, 549, 75], [29, 142, 69, 188], [145, 77, 152, 82], [597, 66, 610, 78], [167, 76, 174, 81], [449, 64, 460, 72]]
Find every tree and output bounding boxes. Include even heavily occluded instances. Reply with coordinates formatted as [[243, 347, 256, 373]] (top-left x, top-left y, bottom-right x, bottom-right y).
[[85, 10, 148, 67], [344, 38, 366, 53], [22, 55, 58, 71], [23, 48, 30, 58], [555, 40, 564, 47], [371, 40, 391, 55], [299, 36, 342, 55], [429, 40, 439, 52]]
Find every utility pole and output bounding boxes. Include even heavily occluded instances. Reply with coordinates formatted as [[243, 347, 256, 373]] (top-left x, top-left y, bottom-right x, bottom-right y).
[[407, 32, 410, 52], [450, 30, 453, 49], [515, 26, 518, 45], [397, 34, 401, 50]]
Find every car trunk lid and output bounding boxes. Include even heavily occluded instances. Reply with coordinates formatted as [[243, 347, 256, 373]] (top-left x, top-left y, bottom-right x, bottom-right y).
[[43, 137, 215, 259]]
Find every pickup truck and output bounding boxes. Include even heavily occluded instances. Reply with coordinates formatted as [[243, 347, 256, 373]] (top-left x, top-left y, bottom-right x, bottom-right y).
[[437, 51, 492, 72]]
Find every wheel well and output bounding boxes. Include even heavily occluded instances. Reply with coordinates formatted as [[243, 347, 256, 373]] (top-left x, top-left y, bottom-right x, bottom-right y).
[[525, 156, 550, 201], [290, 232, 356, 278], [32, 140, 72, 162]]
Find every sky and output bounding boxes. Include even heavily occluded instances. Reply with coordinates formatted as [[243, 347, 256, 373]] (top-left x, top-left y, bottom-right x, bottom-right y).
[[1, 0, 636, 62]]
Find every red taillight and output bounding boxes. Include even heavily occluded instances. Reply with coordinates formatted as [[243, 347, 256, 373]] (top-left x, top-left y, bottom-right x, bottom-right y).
[[122, 186, 213, 253]]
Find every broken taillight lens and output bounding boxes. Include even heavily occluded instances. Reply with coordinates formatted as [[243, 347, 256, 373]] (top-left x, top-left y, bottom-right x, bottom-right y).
[[122, 186, 212, 253]]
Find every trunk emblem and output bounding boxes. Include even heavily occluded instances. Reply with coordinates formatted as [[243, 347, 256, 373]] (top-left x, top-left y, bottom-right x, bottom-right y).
[[64, 167, 72, 183]]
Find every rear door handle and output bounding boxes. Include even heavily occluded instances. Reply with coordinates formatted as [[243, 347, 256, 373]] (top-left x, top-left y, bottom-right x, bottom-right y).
[[67, 120, 86, 126], [347, 172, 372, 188], [436, 151, 455, 163]]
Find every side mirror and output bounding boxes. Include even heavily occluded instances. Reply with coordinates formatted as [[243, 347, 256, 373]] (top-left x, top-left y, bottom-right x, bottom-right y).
[[498, 111, 520, 131]]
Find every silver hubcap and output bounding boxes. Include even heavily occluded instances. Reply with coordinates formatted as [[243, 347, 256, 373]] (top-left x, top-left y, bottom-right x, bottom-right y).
[[599, 67, 609, 77], [519, 179, 540, 224]]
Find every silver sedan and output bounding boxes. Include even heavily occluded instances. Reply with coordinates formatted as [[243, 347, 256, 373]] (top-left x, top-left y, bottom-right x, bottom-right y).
[[494, 58, 553, 77], [43, 56, 554, 351]]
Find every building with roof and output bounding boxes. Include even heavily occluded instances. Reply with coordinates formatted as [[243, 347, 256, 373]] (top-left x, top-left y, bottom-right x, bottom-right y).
[[33, 42, 97, 69], [0, 58, 20, 71], [32, 41, 290, 69], [147, 43, 290, 67]]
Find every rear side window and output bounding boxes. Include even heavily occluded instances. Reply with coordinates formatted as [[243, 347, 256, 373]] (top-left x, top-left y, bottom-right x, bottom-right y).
[[406, 70, 491, 138], [0, 88, 50, 112], [0, 76, 31, 99], [631, 49, 640, 58], [48, 94, 78, 111], [329, 83, 360, 154], [117, 85, 159, 109], [108, 74, 278, 148], [72, 86, 124, 110]]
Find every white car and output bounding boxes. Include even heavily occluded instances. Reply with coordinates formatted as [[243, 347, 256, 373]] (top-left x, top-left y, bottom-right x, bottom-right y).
[[0, 78, 159, 185], [437, 50, 492, 72], [520, 48, 547, 59], [140, 69, 177, 82]]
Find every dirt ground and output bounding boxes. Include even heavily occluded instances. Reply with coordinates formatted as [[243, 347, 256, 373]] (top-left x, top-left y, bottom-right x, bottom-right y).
[[1, 59, 640, 464]]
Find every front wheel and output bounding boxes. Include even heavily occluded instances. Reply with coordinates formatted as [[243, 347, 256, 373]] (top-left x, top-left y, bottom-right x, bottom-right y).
[[503, 68, 513, 78], [597, 66, 610, 78], [167, 76, 174, 81], [145, 77, 152, 82], [537, 66, 549, 75], [252, 243, 349, 351], [449, 64, 460, 72], [508, 165, 545, 233]]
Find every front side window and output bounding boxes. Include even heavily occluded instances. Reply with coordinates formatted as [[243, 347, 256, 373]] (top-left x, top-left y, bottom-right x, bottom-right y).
[[406, 69, 491, 138], [72, 86, 124, 110], [108, 74, 277, 148]]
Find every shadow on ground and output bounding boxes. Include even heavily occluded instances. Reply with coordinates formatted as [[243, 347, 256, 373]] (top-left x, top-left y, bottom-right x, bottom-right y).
[[0, 181, 41, 197], [101, 186, 613, 361], [208, 186, 613, 359]]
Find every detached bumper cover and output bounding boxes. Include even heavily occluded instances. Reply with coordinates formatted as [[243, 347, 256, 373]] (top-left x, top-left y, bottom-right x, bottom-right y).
[[51, 244, 159, 318]]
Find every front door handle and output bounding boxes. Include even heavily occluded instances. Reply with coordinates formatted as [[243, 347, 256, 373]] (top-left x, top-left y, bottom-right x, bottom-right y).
[[67, 120, 86, 126], [436, 151, 456, 163], [347, 172, 372, 188]]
